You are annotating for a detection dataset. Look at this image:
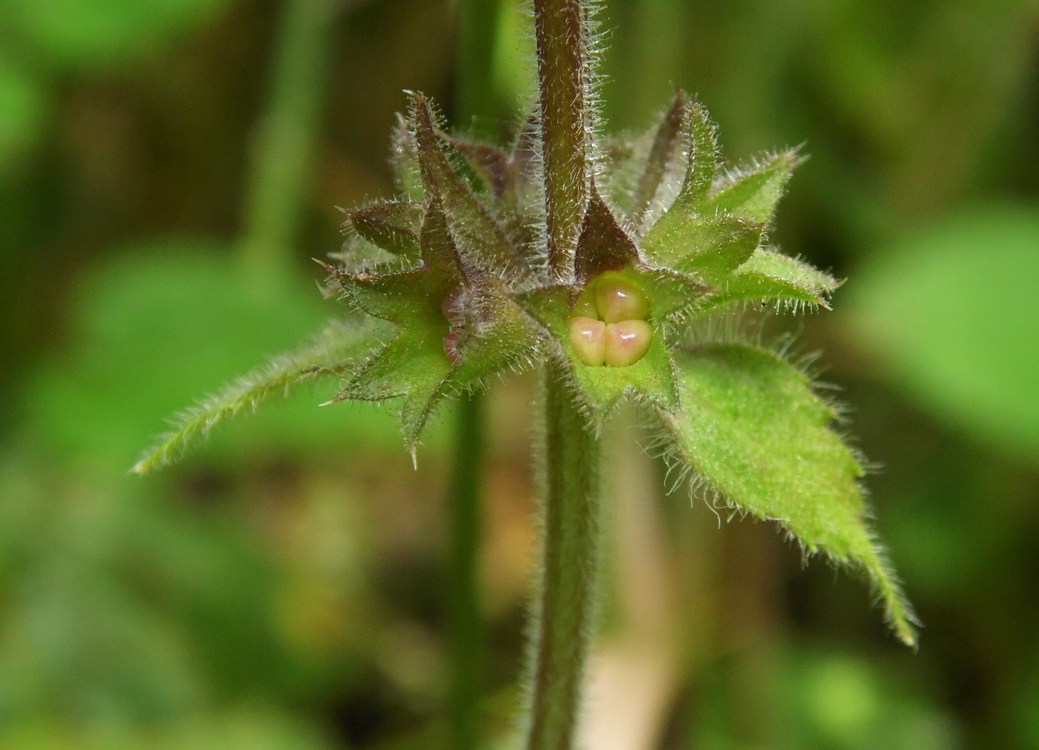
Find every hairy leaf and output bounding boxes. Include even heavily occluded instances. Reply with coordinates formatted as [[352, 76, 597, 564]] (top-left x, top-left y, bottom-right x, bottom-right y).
[[692, 249, 840, 315], [641, 212, 763, 281], [657, 344, 917, 645], [706, 148, 801, 224], [132, 318, 372, 475], [409, 92, 525, 275], [345, 200, 425, 258], [675, 98, 719, 211], [630, 91, 691, 230]]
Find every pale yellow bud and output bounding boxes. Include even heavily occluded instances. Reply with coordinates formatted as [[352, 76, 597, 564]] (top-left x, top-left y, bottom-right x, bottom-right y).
[[569, 316, 607, 366], [604, 320, 653, 367], [594, 274, 650, 323]]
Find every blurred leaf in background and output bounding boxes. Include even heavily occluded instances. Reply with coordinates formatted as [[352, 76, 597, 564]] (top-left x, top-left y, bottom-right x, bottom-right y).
[[1, 0, 233, 71], [17, 241, 408, 473], [0, 53, 47, 170], [846, 205, 1039, 463], [1, 0, 456, 746]]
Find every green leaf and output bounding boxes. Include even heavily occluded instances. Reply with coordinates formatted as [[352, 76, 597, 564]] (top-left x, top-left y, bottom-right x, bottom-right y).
[[845, 204, 1039, 462], [409, 92, 525, 276], [344, 200, 425, 258], [657, 344, 917, 646], [641, 212, 763, 282], [693, 248, 840, 315], [333, 199, 539, 447], [706, 148, 801, 224], [630, 91, 691, 229], [133, 318, 372, 475], [4, 0, 232, 69], [674, 98, 719, 212]]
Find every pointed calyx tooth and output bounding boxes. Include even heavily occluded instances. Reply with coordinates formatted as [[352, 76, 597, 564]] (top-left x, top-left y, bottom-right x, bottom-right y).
[[631, 90, 691, 228], [408, 91, 527, 276], [568, 271, 653, 367], [347, 200, 424, 257], [574, 185, 639, 283]]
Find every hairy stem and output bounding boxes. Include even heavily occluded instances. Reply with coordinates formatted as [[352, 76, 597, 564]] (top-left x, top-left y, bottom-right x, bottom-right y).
[[535, 0, 591, 278], [525, 3, 601, 748], [526, 366, 603, 750]]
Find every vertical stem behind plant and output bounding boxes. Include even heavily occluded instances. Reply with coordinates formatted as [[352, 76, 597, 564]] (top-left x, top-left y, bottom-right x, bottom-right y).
[[240, 0, 337, 287], [449, 2, 507, 747], [446, 390, 484, 750]]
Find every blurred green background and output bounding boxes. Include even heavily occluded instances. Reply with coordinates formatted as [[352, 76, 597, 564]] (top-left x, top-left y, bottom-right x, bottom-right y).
[[2, 0, 1038, 747]]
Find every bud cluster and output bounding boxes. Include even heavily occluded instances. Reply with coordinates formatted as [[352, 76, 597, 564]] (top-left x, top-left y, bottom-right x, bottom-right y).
[[568, 273, 652, 367]]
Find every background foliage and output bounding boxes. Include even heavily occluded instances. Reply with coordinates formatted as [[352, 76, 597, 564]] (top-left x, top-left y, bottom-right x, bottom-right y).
[[2, 0, 1038, 747]]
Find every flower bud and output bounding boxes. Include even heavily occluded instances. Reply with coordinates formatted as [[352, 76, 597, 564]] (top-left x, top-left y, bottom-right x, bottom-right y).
[[594, 274, 650, 323], [569, 316, 607, 366], [604, 320, 652, 367]]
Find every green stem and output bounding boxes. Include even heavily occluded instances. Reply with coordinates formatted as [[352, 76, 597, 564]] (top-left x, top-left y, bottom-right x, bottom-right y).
[[525, 3, 600, 748], [456, 0, 505, 136], [526, 366, 603, 750], [240, 0, 336, 286], [446, 2, 505, 747], [534, 0, 590, 278], [446, 392, 484, 750]]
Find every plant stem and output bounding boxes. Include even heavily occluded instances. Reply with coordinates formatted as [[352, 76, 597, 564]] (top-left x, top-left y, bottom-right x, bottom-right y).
[[534, 0, 590, 278], [240, 0, 337, 287], [447, 2, 506, 747], [446, 392, 484, 750], [525, 2, 600, 748], [526, 366, 603, 750], [456, 0, 505, 136]]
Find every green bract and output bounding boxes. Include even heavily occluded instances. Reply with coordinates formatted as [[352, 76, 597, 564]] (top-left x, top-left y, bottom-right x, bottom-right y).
[[136, 88, 915, 645]]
